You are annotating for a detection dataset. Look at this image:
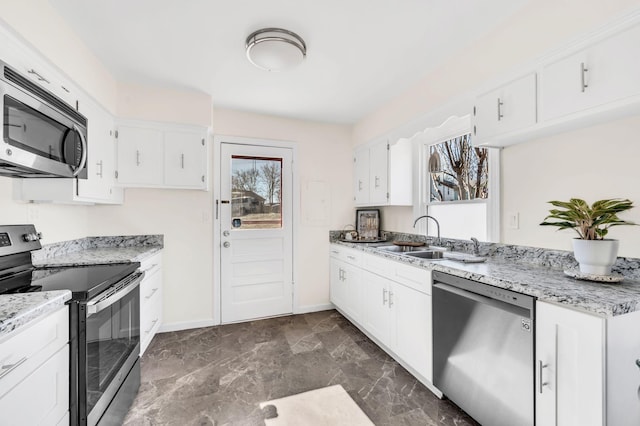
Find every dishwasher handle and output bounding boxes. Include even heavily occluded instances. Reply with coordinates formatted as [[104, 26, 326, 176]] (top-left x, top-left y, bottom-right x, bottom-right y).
[[434, 282, 532, 319]]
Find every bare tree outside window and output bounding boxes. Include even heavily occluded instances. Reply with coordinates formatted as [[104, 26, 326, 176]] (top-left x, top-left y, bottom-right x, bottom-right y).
[[231, 156, 283, 229], [428, 133, 488, 202]]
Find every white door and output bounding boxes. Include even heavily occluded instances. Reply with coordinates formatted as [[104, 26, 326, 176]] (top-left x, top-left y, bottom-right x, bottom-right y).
[[220, 143, 293, 323]]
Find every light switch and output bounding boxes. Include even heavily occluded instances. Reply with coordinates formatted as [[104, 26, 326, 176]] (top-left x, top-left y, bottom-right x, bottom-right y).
[[507, 212, 519, 229]]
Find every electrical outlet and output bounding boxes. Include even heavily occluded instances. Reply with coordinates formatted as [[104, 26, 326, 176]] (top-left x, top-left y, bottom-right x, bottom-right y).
[[507, 212, 519, 229]]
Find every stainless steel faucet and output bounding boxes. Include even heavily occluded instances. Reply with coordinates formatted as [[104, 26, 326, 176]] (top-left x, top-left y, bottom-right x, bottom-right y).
[[413, 215, 440, 245], [470, 237, 480, 255]]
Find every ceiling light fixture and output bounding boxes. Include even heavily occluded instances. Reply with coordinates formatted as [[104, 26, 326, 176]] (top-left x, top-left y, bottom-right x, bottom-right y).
[[245, 28, 306, 72]]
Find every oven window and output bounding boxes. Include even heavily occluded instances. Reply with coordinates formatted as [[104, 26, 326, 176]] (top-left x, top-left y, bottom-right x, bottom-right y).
[[85, 287, 140, 413], [3, 95, 67, 161]]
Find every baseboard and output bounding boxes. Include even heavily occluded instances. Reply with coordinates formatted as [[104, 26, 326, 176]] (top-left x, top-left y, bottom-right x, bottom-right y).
[[158, 318, 218, 333], [294, 303, 335, 314]]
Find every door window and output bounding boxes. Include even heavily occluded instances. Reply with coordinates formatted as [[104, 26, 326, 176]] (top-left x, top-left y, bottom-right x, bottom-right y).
[[231, 156, 282, 229]]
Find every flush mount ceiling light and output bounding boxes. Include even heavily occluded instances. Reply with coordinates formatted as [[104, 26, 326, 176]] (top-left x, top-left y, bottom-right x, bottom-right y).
[[245, 28, 306, 72]]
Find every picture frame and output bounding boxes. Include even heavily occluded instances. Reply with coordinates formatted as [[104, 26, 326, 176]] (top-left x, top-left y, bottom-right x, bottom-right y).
[[355, 209, 380, 240]]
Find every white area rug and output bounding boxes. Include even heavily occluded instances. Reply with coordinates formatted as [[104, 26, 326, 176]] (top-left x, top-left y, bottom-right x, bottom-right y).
[[259, 384, 375, 426]]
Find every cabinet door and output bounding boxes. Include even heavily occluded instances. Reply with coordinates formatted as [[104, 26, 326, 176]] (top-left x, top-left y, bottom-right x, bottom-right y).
[[362, 271, 392, 347], [164, 130, 206, 188], [140, 268, 163, 355], [473, 73, 537, 142], [354, 147, 370, 205], [393, 282, 432, 381], [343, 263, 362, 322], [369, 141, 388, 205], [116, 126, 164, 185], [541, 24, 640, 122], [77, 100, 114, 200], [330, 258, 347, 311], [536, 301, 604, 426]]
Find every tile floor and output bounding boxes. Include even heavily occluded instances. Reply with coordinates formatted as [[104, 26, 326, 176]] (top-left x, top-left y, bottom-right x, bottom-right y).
[[124, 310, 478, 426]]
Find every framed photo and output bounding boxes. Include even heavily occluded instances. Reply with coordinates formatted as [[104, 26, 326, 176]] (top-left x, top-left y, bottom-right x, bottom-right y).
[[356, 209, 380, 240]]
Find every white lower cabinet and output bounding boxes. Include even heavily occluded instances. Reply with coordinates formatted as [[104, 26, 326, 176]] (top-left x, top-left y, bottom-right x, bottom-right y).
[[536, 301, 640, 426], [140, 251, 163, 355], [0, 306, 69, 426], [330, 244, 433, 386]]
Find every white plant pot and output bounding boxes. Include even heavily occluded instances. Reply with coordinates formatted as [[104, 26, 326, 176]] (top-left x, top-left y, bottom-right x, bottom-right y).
[[572, 239, 619, 276]]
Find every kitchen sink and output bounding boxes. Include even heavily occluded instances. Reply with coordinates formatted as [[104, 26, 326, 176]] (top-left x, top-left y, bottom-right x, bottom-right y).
[[403, 250, 445, 260], [376, 245, 429, 253]]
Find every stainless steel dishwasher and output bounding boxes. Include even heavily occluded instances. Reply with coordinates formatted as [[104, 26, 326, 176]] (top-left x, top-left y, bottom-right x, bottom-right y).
[[432, 271, 535, 426]]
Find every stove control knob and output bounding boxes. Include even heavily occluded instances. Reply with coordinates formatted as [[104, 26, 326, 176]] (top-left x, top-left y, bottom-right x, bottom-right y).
[[23, 232, 42, 242]]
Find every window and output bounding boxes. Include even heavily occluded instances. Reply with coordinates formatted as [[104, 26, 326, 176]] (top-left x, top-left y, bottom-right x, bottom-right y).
[[231, 156, 282, 229], [414, 115, 500, 242]]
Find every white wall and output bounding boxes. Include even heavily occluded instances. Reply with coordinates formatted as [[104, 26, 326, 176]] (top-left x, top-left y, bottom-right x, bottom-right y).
[[503, 115, 640, 257], [212, 108, 354, 310]]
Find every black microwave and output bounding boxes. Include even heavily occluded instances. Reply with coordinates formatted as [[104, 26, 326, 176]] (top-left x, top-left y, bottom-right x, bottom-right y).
[[0, 60, 87, 178]]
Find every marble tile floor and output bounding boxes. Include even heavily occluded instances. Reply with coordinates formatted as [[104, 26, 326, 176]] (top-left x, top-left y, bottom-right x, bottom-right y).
[[124, 310, 478, 426]]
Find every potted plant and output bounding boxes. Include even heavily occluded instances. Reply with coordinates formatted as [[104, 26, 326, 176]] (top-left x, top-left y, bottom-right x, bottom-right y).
[[540, 198, 636, 275]]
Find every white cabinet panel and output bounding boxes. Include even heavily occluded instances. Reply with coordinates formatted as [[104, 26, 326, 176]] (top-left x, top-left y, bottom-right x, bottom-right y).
[[368, 141, 388, 205], [354, 147, 369, 205], [116, 125, 164, 185], [362, 270, 393, 348], [473, 73, 537, 143], [536, 301, 604, 426], [140, 251, 163, 355], [541, 24, 640, 122], [164, 131, 206, 187], [394, 282, 432, 381]]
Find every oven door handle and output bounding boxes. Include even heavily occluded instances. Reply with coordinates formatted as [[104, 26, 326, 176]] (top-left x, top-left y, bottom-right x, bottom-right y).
[[86, 271, 145, 315]]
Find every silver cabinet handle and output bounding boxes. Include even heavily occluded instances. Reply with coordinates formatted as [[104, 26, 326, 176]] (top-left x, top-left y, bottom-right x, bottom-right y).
[[331, 250, 339, 255], [635, 359, 640, 369], [374, 176, 380, 188], [144, 319, 159, 334], [223, 241, 230, 248], [145, 288, 159, 300], [136, 150, 141, 166], [0, 357, 28, 379], [96, 160, 103, 178], [71, 124, 87, 177], [388, 290, 394, 307], [27, 69, 50, 83], [581, 62, 589, 92], [181, 153, 185, 169], [358, 180, 363, 191], [142, 263, 158, 274], [382, 288, 388, 305], [347, 255, 356, 261], [538, 360, 549, 394], [497, 98, 504, 121]]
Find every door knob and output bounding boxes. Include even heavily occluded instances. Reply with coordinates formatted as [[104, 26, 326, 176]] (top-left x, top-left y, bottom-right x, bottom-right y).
[[223, 241, 230, 248], [223, 230, 230, 237]]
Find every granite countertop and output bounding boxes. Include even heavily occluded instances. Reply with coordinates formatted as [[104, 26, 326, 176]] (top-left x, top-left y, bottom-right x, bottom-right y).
[[0, 290, 71, 340], [332, 239, 640, 317], [32, 234, 163, 267]]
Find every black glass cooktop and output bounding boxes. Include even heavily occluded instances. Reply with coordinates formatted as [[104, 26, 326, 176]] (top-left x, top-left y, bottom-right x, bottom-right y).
[[0, 263, 140, 301]]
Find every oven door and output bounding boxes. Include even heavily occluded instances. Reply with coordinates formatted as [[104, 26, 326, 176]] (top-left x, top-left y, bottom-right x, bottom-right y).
[[79, 272, 143, 426], [0, 76, 87, 178]]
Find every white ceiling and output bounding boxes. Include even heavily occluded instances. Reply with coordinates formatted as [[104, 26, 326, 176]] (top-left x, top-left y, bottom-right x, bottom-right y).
[[50, 0, 529, 124]]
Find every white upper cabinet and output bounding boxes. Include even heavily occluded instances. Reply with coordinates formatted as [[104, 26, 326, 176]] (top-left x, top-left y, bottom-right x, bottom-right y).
[[164, 130, 207, 188], [116, 120, 208, 190], [471, 13, 640, 147], [540, 24, 640, 122], [116, 125, 164, 186], [354, 138, 412, 207], [472, 73, 537, 143]]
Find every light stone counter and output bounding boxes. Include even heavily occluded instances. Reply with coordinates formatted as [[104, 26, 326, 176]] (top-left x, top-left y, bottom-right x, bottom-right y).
[[0, 290, 71, 339], [331, 234, 640, 317]]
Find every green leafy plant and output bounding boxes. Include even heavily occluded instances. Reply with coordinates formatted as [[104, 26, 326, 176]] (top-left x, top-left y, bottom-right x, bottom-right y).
[[540, 198, 636, 240]]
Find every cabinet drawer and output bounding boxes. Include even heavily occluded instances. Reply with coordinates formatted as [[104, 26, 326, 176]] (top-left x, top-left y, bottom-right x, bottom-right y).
[[329, 245, 362, 266], [0, 306, 68, 393], [391, 262, 432, 295], [140, 251, 162, 277], [0, 344, 69, 426], [361, 252, 390, 277]]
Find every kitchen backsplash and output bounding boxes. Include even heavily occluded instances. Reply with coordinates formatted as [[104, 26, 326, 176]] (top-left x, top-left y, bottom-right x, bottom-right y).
[[329, 230, 640, 280]]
